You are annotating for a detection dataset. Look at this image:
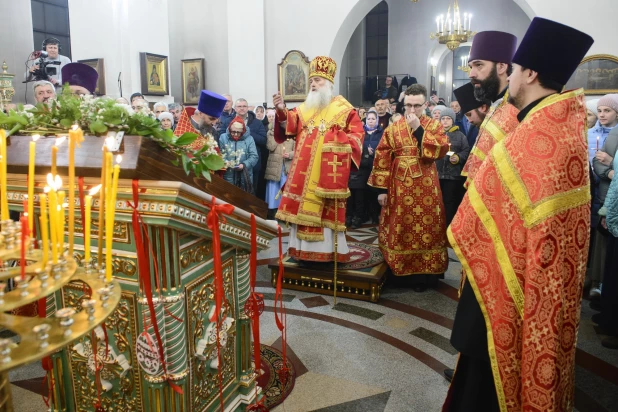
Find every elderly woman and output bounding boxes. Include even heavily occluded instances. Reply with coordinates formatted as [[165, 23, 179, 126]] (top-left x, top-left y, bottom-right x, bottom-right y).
[[264, 110, 295, 219], [432, 105, 447, 120], [158, 112, 174, 130], [218, 116, 259, 194]]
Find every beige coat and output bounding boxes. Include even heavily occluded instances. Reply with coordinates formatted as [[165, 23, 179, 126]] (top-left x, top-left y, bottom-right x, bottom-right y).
[[265, 128, 295, 182]]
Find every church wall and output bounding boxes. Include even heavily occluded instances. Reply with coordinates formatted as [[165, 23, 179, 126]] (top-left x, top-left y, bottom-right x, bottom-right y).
[[263, 0, 360, 108], [514, 0, 618, 57], [339, 20, 366, 104], [68, 0, 172, 104], [167, 0, 230, 103], [0, 1, 35, 105]]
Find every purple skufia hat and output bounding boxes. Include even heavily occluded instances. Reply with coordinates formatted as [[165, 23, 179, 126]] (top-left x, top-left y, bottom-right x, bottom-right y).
[[61, 63, 99, 94], [469, 31, 518, 64], [512, 17, 594, 87], [198, 90, 227, 118]]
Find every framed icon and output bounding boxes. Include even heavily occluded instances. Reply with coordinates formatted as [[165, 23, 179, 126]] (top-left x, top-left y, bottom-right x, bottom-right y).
[[277, 50, 310, 102], [181, 58, 205, 105], [139, 52, 169, 96], [565, 54, 618, 95]]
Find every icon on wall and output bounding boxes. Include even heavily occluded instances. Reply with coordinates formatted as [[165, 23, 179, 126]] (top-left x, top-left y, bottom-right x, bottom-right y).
[[139, 52, 169, 96]]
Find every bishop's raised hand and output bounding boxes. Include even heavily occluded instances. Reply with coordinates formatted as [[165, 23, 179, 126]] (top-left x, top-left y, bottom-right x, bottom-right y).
[[273, 92, 285, 111]]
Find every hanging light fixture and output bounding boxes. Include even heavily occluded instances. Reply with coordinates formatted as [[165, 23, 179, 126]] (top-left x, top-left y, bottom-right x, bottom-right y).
[[430, 0, 474, 51]]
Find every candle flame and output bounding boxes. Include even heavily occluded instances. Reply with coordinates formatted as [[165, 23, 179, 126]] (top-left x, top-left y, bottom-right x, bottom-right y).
[[46, 173, 54, 187], [54, 175, 62, 189], [32, 134, 40, 142], [89, 184, 102, 196], [62, 203, 68, 208], [72, 124, 78, 131], [105, 137, 115, 151], [56, 135, 67, 146], [44, 186, 50, 193], [116, 154, 123, 164]]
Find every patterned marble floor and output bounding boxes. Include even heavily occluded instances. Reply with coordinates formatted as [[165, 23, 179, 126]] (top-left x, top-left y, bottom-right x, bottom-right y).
[[7, 224, 618, 411]]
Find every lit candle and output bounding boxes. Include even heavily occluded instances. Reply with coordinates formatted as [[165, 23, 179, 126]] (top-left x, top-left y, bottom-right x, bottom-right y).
[[105, 156, 121, 282], [84, 185, 101, 266], [51, 145, 58, 177], [47, 175, 58, 264], [68, 125, 83, 255], [461, 56, 465, 68], [20, 214, 27, 281], [104, 151, 113, 280], [463, 13, 467, 31], [436, 17, 440, 34], [0, 129, 8, 221], [468, 14, 472, 31], [97, 146, 108, 270], [28, 135, 39, 234], [57, 190, 65, 254], [39, 193, 49, 267], [597, 135, 600, 150]]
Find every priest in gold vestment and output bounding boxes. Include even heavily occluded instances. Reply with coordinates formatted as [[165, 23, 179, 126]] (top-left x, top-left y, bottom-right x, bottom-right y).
[[368, 84, 449, 277], [272, 56, 364, 262]]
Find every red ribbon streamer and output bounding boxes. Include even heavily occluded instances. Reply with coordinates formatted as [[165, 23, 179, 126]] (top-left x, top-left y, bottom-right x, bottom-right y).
[[249, 214, 261, 372], [274, 225, 288, 381], [129, 180, 183, 395], [205, 197, 234, 412], [206, 197, 234, 322]]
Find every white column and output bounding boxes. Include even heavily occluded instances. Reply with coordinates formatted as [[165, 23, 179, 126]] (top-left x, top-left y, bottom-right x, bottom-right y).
[[226, 0, 266, 106]]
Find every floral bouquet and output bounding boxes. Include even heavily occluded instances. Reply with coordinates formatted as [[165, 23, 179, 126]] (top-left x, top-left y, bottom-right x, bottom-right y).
[[220, 145, 246, 169], [0, 86, 224, 180]]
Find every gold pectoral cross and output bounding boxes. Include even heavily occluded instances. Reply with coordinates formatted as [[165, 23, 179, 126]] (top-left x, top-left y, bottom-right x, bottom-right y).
[[318, 119, 327, 134], [307, 120, 316, 135], [327, 155, 343, 183]]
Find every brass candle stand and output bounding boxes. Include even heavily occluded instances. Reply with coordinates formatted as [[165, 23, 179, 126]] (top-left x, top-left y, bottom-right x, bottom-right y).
[[0, 219, 121, 411]]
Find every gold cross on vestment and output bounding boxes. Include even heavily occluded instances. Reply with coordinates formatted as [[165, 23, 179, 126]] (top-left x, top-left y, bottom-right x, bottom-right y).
[[318, 119, 327, 134], [413, 223, 422, 234], [396, 205, 403, 216], [396, 186, 404, 197], [307, 121, 316, 135], [327, 155, 343, 183], [413, 186, 422, 196], [395, 261, 405, 272], [435, 205, 441, 215], [413, 205, 423, 215]]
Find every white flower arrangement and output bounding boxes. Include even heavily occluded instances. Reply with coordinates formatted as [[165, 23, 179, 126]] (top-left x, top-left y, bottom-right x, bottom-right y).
[[221, 145, 246, 169]]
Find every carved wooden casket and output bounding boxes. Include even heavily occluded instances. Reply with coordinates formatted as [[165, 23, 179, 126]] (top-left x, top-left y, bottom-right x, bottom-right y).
[[5, 135, 277, 411]]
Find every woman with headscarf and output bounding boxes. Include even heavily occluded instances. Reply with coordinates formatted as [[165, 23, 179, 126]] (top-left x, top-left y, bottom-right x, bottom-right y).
[[218, 116, 259, 194], [347, 110, 384, 228], [158, 112, 174, 130]]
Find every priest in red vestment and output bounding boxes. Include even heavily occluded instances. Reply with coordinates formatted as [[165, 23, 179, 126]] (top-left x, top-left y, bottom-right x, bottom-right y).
[[368, 84, 449, 280], [460, 31, 520, 188], [174, 89, 226, 152], [272, 56, 364, 262], [443, 18, 594, 412]]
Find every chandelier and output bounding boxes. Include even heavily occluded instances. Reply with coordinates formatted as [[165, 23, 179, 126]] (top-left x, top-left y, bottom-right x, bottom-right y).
[[458, 54, 471, 73], [430, 0, 474, 51]]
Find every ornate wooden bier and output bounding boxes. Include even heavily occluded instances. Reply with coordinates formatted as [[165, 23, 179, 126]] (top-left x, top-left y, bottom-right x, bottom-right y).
[[268, 257, 387, 303], [5, 135, 277, 411]]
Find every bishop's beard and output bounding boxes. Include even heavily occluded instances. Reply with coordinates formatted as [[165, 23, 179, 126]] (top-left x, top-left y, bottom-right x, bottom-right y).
[[304, 82, 334, 110]]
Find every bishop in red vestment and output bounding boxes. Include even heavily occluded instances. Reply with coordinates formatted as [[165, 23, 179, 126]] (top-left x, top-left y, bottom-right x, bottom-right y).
[[273, 56, 364, 262], [443, 18, 594, 412], [368, 84, 449, 276]]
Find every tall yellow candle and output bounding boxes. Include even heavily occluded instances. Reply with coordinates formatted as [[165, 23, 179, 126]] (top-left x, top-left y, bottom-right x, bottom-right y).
[[57, 191, 65, 254], [0, 129, 8, 221], [97, 146, 108, 270], [104, 152, 114, 281], [47, 187, 58, 264], [105, 162, 120, 282], [39, 194, 49, 267], [51, 146, 58, 177], [84, 194, 92, 264], [27, 137, 38, 233], [67, 127, 82, 255]]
